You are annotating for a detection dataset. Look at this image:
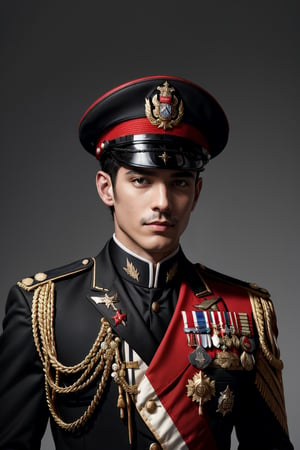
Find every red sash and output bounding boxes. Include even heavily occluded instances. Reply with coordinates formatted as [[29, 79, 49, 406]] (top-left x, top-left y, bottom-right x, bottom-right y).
[[145, 277, 253, 449], [146, 281, 217, 449]]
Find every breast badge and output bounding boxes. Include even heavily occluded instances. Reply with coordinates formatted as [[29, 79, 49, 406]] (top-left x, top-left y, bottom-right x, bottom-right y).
[[216, 385, 234, 416], [186, 370, 216, 415]]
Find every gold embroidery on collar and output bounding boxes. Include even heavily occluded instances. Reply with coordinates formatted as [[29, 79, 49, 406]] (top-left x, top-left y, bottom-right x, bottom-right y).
[[123, 258, 140, 281], [166, 262, 178, 283]]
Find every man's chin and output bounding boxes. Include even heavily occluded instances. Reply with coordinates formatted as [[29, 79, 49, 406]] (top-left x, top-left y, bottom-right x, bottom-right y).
[[143, 238, 179, 260]]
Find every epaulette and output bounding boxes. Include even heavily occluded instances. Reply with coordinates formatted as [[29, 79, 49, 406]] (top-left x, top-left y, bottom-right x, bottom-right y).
[[196, 263, 271, 299], [17, 257, 94, 292]]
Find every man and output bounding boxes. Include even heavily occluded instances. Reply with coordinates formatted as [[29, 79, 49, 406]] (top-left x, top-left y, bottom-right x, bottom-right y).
[[0, 76, 293, 449]]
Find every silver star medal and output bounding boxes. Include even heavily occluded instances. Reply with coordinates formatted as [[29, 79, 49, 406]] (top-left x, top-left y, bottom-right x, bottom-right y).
[[91, 293, 118, 309]]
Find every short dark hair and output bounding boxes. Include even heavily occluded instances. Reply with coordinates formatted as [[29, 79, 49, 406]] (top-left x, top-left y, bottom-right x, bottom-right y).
[[100, 154, 121, 187]]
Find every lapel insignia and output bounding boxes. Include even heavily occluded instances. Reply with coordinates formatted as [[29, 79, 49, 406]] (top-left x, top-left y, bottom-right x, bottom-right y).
[[145, 80, 184, 130], [91, 293, 118, 308], [91, 293, 127, 326], [112, 310, 127, 326], [123, 258, 140, 281], [166, 262, 178, 283]]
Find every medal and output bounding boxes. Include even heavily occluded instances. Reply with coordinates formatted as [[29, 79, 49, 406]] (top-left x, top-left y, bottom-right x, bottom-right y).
[[216, 385, 234, 416], [186, 370, 216, 415], [182, 309, 256, 371], [238, 312, 251, 336], [189, 345, 212, 370], [211, 330, 220, 348], [209, 312, 220, 348], [240, 351, 255, 371], [240, 335, 255, 353], [223, 311, 232, 335], [215, 351, 240, 369]]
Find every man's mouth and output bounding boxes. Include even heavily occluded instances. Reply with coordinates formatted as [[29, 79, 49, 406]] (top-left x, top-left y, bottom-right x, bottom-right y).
[[144, 220, 175, 231]]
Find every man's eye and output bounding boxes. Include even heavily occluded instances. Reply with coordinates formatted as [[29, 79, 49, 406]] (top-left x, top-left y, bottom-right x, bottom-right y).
[[174, 180, 188, 187], [133, 177, 148, 185]]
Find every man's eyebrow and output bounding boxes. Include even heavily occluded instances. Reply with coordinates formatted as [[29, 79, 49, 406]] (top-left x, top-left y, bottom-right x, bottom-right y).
[[124, 169, 196, 178], [125, 169, 156, 176], [170, 171, 195, 179]]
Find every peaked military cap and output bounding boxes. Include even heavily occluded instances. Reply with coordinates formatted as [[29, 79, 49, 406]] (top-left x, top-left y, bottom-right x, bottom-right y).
[[79, 75, 229, 170]]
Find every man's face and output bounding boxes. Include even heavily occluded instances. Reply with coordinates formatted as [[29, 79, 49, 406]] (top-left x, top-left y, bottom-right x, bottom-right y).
[[96, 166, 202, 263]]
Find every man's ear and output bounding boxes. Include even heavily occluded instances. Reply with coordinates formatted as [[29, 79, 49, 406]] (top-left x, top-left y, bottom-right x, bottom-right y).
[[192, 176, 203, 210], [96, 171, 114, 206]]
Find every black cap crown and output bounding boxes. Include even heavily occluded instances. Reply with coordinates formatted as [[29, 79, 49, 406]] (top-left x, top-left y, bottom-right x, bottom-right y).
[[79, 75, 229, 170]]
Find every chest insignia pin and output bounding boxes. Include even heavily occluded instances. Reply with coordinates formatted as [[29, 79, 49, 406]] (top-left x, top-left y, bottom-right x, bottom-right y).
[[91, 293, 127, 326]]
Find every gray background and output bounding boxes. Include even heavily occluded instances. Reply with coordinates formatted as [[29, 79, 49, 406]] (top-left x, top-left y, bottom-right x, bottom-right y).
[[1, 1, 299, 448]]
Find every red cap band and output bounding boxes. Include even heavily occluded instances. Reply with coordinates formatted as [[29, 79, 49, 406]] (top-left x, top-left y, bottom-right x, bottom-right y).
[[96, 118, 210, 158]]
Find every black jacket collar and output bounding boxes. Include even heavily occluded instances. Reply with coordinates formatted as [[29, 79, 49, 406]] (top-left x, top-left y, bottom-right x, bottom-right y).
[[87, 239, 211, 364]]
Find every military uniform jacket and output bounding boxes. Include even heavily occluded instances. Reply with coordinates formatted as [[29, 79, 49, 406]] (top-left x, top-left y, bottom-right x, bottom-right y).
[[0, 239, 293, 449]]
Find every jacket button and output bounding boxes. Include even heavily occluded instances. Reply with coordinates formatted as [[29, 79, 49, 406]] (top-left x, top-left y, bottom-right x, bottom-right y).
[[151, 301, 160, 312], [21, 277, 34, 286], [149, 443, 161, 450], [34, 272, 47, 282], [146, 399, 157, 413]]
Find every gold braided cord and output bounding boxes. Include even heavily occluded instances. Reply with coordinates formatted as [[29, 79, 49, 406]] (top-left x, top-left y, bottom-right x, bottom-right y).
[[31, 280, 136, 431], [34, 282, 109, 375], [44, 341, 115, 431], [260, 295, 278, 356], [249, 293, 289, 434], [250, 293, 283, 370]]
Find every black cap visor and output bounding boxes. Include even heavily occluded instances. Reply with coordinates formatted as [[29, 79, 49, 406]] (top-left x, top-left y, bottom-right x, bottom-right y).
[[101, 134, 209, 170]]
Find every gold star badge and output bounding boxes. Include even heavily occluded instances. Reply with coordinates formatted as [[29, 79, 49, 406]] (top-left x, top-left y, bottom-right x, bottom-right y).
[[186, 370, 216, 415]]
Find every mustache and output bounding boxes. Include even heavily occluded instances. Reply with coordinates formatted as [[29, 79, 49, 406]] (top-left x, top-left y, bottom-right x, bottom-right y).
[[140, 212, 178, 226]]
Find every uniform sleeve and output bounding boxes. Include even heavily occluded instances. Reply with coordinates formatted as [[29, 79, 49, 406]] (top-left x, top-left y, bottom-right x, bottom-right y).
[[234, 371, 294, 450], [234, 293, 294, 450], [0, 285, 49, 449]]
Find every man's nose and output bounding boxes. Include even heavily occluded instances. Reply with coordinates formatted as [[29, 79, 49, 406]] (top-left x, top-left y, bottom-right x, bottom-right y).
[[151, 183, 170, 211]]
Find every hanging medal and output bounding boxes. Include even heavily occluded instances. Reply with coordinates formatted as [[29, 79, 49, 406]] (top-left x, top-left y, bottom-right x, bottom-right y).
[[209, 312, 220, 348], [188, 345, 212, 370]]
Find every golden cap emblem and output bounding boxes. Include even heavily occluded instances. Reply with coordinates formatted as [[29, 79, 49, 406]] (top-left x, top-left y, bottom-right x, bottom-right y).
[[145, 81, 184, 130]]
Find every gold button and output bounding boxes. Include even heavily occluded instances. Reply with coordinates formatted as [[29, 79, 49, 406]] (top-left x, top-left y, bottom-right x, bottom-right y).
[[21, 277, 34, 287], [151, 301, 160, 313], [145, 399, 157, 414], [34, 272, 47, 282], [82, 258, 89, 265], [149, 443, 161, 450]]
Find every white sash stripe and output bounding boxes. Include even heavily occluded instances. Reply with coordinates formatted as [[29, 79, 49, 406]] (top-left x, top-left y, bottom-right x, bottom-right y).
[[127, 346, 188, 450]]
